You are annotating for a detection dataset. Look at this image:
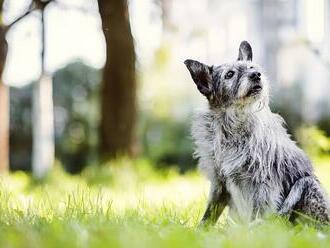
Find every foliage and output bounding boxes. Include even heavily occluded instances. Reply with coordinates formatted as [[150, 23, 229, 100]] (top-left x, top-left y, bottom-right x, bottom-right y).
[[9, 62, 101, 172], [270, 82, 304, 137], [138, 113, 195, 172], [1, 159, 330, 247], [318, 116, 330, 137], [9, 85, 33, 171], [297, 126, 330, 160], [53, 61, 101, 173]]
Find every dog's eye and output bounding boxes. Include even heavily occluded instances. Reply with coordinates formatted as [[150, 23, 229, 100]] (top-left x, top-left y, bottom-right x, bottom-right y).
[[225, 70, 235, 79]]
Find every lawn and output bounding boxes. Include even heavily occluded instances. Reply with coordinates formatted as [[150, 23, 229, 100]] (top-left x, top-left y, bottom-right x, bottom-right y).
[[0, 158, 330, 248]]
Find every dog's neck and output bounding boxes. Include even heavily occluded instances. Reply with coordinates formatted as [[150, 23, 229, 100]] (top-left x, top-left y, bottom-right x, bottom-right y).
[[210, 100, 271, 138]]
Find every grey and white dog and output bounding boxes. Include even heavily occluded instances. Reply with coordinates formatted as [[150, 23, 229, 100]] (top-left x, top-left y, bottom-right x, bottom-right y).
[[184, 41, 329, 226]]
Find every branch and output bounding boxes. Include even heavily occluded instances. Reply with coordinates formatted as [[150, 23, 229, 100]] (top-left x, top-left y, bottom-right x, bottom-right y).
[[308, 45, 330, 69], [34, 0, 54, 10], [5, 1, 35, 32], [4, 0, 96, 33], [53, 0, 99, 15], [5, 0, 55, 32]]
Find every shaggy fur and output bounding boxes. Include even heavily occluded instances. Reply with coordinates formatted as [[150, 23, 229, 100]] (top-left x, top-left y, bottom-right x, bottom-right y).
[[184, 41, 329, 226]]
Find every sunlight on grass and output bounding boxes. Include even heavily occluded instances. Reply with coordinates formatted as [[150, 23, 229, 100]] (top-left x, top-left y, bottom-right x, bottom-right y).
[[0, 158, 330, 247]]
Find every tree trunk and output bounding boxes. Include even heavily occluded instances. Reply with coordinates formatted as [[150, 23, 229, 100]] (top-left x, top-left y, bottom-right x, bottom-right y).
[[98, 0, 136, 160], [160, 0, 173, 32], [32, 4, 54, 178], [32, 74, 54, 178], [0, 1, 9, 172]]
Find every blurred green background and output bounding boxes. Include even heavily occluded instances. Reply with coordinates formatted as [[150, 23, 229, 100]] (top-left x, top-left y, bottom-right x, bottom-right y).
[[2, 0, 330, 175], [0, 1, 330, 247]]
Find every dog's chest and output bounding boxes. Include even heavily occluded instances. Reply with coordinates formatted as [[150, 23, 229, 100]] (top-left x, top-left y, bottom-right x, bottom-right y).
[[193, 113, 281, 220], [214, 134, 279, 221], [215, 133, 252, 179], [225, 177, 279, 222]]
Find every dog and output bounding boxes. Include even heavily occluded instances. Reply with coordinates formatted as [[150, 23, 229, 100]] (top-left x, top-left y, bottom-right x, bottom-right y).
[[184, 41, 329, 226]]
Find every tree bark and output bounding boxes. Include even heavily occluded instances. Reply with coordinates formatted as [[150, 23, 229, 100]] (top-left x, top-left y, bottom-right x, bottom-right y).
[[98, 0, 137, 160], [0, 1, 9, 172], [32, 74, 54, 178]]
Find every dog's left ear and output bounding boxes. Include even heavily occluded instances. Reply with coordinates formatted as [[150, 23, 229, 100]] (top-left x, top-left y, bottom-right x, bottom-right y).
[[184, 59, 213, 97], [237, 40, 253, 61]]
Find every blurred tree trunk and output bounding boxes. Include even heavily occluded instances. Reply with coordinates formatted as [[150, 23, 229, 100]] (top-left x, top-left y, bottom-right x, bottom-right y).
[[0, 0, 9, 172], [254, 0, 280, 85], [98, 0, 137, 160], [32, 0, 54, 178], [160, 0, 173, 32]]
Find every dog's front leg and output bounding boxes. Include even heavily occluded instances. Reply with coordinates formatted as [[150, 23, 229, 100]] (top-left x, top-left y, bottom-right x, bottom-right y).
[[199, 181, 230, 226]]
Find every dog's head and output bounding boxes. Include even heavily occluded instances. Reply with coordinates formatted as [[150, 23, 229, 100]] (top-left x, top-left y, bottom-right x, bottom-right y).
[[184, 41, 269, 110]]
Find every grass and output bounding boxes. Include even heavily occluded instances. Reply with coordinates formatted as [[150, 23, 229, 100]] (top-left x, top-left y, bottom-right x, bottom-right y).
[[0, 158, 330, 248]]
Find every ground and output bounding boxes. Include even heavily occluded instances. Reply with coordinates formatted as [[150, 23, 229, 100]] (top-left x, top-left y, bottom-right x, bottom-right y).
[[0, 158, 330, 248]]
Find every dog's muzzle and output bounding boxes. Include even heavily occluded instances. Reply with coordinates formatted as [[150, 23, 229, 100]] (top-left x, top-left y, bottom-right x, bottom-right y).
[[247, 82, 262, 97], [246, 71, 262, 96], [249, 72, 261, 82]]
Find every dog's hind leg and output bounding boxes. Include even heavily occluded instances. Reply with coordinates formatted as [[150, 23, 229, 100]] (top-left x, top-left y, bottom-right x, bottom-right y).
[[278, 176, 329, 224], [199, 181, 230, 226]]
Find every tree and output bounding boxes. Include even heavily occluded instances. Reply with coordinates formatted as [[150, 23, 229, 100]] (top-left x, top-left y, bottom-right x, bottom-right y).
[[97, 0, 137, 160], [31, 0, 54, 178], [0, 0, 9, 172], [0, 0, 55, 176], [0, 0, 39, 173], [7, 0, 56, 177]]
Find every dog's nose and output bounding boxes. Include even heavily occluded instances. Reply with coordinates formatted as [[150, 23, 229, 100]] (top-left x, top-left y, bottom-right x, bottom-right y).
[[249, 72, 261, 81]]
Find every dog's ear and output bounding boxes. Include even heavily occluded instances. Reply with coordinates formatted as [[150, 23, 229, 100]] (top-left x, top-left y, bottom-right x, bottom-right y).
[[237, 41, 253, 61], [184, 59, 213, 97]]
